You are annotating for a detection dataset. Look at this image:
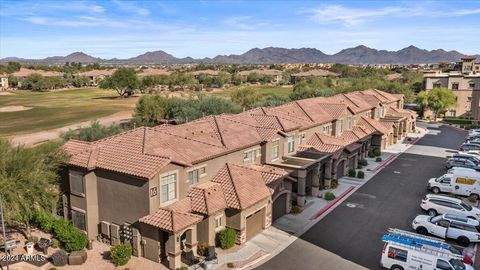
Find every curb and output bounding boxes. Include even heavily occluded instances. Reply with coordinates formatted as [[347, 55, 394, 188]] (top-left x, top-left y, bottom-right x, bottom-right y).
[[311, 186, 355, 220], [371, 153, 397, 173], [235, 254, 270, 270]]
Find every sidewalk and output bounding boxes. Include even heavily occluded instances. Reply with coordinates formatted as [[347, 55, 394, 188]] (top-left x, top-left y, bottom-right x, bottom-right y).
[[212, 127, 428, 270]]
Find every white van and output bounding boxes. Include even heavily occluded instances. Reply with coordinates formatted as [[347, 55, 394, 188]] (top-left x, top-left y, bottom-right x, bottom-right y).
[[381, 228, 472, 270], [447, 167, 480, 175], [428, 172, 480, 200]]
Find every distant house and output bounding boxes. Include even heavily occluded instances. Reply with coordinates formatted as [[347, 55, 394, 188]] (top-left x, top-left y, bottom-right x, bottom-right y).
[[386, 73, 403, 81], [78, 69, 116, 86], [11, 68, 63, 79], [290, 69, 339, 83], [0, 73, 8, 90], [238, 69, 283, 83], [138, 68, 172, 77]]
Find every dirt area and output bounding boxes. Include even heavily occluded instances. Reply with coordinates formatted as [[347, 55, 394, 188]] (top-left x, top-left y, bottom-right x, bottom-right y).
[[0, 92, 13, 95], [8, 110, 133, 147], [0, 105, 32, 112]]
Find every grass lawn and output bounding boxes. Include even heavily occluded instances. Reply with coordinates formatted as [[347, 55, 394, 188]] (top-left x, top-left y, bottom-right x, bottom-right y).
[[211, 85, 293, 98], [0, 88, 138, 137]]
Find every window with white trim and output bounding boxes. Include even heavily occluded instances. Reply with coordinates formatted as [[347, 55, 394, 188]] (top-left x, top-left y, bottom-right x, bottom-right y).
[[298, 133, 306, 145], [215, 216, 222, 228], [336, 119, 343, 135], [287, 136, 295, 153], [346, 117, 351, 130], [188, 166, 206, 185], [161, 173, 177, 203], [323, 125, 330, 135], [271, 140, 279, 160], [69, 172, 85, 196], [244, 148, 261, 163]]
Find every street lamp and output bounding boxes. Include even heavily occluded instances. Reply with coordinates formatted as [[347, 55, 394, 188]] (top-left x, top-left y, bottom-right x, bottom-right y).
[[0, 196, 9, 270]]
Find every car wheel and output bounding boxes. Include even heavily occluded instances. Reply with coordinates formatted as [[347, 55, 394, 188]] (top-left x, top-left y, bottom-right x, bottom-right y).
[[427, 209, 438, 216], [390, 265, 404, 270], [416, 227, 428, 235], [457, 236, 470, 247], [431, 187, 440, 194]]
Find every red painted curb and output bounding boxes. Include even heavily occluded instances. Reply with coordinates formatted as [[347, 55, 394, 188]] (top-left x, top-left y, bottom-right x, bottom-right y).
[[311, 186, 355, 220], [372, 154, 397, 173]]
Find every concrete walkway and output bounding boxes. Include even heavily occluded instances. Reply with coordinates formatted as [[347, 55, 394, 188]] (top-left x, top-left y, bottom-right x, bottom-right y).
[[211, 127, 428, 270]]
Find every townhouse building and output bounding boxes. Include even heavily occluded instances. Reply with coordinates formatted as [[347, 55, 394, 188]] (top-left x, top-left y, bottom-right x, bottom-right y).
[[62, 89, 415, 269], [238, 69, 283, 84], [423, 57, 480, 118]]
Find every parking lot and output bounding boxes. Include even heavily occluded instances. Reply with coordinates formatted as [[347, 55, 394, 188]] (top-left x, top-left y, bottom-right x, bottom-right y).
[[257, 124, 468, 270]]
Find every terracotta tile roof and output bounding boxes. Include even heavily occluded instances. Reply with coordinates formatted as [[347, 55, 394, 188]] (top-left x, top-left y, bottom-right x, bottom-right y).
[[246, 164, 289, 194], [139, 207, 202, 233], [360, 89, 401, 103], [12, 68, 63, 77], [79, 69, 115, 77], [301, 133, 346, 153], [238, 69, 282, 76], [211, 163, 271, 210], [63, 140, 92, 156], [358, 116, 392, 135], [188, 182, 227, 215], [138, 68, 171, 76], [386, 106, 415, 119], [313, 103, 349, 119], [291, 69, 339, 77]]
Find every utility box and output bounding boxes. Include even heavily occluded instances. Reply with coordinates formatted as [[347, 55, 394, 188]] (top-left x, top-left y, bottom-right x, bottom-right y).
[[110, 224, 120, 245]]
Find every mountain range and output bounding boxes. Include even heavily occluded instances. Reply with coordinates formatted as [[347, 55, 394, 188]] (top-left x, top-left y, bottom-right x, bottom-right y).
[[1, 45, 478, 65]]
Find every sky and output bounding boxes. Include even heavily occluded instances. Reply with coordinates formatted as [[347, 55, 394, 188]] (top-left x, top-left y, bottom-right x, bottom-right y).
[[0, 0, 479, 59]]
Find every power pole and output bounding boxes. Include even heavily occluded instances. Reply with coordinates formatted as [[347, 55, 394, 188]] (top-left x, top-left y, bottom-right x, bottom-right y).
[[0, 196, 9, 270]]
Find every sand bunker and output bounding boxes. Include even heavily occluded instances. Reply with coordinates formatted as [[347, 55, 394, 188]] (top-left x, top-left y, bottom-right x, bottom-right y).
[[0, 92, 13, 95], [0, 105, 33, 112]]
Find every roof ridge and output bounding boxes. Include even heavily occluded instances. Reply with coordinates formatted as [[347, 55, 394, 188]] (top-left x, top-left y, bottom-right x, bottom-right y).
[[225, 163, 242, 209], [157, 129, 226, 149], [212, 116, 226, 147], [294, 101, 315, 122]]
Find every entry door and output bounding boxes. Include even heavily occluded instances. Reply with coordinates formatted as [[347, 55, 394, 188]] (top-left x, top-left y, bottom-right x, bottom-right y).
[[431, 220, 449, 238]]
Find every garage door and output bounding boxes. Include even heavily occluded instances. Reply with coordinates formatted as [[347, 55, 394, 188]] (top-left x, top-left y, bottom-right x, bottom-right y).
[[272, 193, 287, 222], [336, 160, 345, 178], [246, 209, 264, 240]]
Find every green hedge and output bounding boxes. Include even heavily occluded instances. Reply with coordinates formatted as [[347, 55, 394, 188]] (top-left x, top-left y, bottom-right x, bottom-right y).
[[443, 118, 472, 125], [357, 171, 365, 179], [325, 192, 336, 201], [348, 169, 356, 177], [111, 243, 132, 266], [373, 148, 381, 157], [217, 227, 236, 249], [359, 159, 368, 166]]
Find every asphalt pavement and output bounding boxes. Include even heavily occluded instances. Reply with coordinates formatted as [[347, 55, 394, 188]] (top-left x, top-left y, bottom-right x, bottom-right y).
[[256, 124, 467, 270]]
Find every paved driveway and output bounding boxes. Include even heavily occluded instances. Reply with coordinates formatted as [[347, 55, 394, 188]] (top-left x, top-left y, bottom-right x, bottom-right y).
[[257, 124, 467, 270]]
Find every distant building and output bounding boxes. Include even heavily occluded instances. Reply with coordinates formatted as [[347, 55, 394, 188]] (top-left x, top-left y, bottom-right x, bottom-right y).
[[138, 68, 171, 77], [423, 57, 480, 118], [0, 73, 8, 90], [238, 69, 283, 83], [78, 69, 116, 86], [290, 69, 339, 83]]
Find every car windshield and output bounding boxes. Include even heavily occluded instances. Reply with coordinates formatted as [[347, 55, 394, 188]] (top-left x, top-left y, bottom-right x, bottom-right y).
[[448, 245, 462, 255], [449, 259, 465, 270], [430, 216, 443, 223], [461, 202, 473, 211]]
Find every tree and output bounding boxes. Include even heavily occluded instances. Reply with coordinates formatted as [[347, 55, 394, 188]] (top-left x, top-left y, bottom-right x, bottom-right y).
[[62, 121, 124, 142], [426, 87, 456, 121], [0, 140, 66, 236], [198, 95, 241, 115], [133, 94, 170, 126], [166, 98, 201, 123], [253, 95, 290, 107], [230, 88, 262, 109], [100, 67, 140, 97], [416, 91, 429, 118]]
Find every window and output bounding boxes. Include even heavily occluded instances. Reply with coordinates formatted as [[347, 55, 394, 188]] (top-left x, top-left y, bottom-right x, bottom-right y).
[[434, 82, 442, 88], [436, 259, 453, 270], [346, 117, 351, 129], [271, 140, 279, 160], [336, 120, 343, 135], [323, 125, 330, 135], [287, 136, 295, 153], [72, 209, 86, 231], [387, 247, 407, 262], [69, 172, 85, 196], [244, 148, 261, 163], [451, 83, 459, 90], [298, 133, 306, 145], [215, 216, 222, 228], [161, 174, 177, 203], [188, 170, 199, 185], [470, 83, 475, 88]]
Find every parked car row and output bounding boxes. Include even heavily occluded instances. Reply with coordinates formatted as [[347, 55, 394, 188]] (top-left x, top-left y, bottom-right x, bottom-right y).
[[381, 144, 480, 270]]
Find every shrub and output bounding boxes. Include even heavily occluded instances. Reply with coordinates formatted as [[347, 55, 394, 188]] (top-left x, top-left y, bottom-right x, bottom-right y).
[[330, 179, 338, 189], [376, 157, 383, 162], [51, 249, 68, 267], [348, 169, 356, 177], [177, 267, 189, 270], [324, 192, 336, 201], [357, 164, 363, 169], [357, 171, 365, 179], [32, 210, 56, 233], [368, 150, 375, 158], [28, 235, 39, 244], [51, 238, 60, 248], [53, 218, 87, 252], [373, 148, 381, 157], [359, 159, 368, 166], [217, 227, 236, 249], [111, 243, 132, 266], [290, 205, 302, 214], [227, 263, 235, 268]]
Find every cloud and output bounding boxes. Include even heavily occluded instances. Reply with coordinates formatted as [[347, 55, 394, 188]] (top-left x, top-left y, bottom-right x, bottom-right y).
[[306, 5, 404, 26], [112, 0, 150, 16], [223, 16, 274, 30]]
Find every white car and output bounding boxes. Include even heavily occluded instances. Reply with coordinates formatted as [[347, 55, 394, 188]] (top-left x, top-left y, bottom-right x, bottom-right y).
[[412, 214, 480, 246], [421, 194, 480, 220]]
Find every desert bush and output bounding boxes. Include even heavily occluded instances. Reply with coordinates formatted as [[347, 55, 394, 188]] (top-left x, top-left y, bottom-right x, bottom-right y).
[[111, 243, 132, 266], [324, 192, 336, 201], [359, 159, 368, 166], [373, 148, 381, 157], [51, 238, 60, 248], [330, 179, 338, 189], [357, 171, 365, 179], [53, 218, 87, 252], [290, 205, 302, 214], [31, 210, 56, 233], [348, 169, 356, 177], [376, 157, 383, 162], [368, 150, 375, 158], [216, 227, 236, 249]]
